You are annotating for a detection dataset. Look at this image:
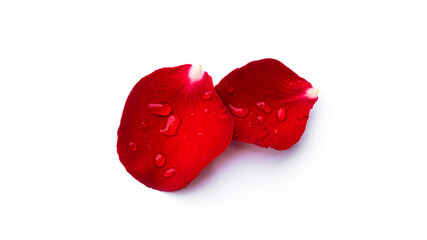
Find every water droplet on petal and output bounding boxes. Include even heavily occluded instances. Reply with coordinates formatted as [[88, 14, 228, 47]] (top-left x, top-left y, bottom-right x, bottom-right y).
[[204, 108, 209, 114], [129, 142, 138, 152], [141, 121, 147, 128], [151, 82, 156, 88], [288, 81, 293, 86], [226, 82, 235, 94], [163, 168, 176, 178], [277, 107, 287, 122], [256, 101, 272, 114], [148, 103, 172, 116], [160, 114, 181, 136], [274, 129, 279, 134], [257, 115, 265, 124], [190, 112, 195, 118], [202, 91, 213, 100], [297, 79, 303, 84], [153, 153, 166, 168], [196, 132, 203, 136], [147, 144, 152, 149], [227, 104, 249, 118], [248, 122, 252, 128], [234, 133, 239, 138]]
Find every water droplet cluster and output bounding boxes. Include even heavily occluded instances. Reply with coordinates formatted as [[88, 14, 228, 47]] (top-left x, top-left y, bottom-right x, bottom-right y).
[[224, 93, 288, 135], [129, 88, 217, 178]]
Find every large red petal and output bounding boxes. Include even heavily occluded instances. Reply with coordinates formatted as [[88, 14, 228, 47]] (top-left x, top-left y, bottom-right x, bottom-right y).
[[117, 65, 233, 191], [215, 58, 318, 150]]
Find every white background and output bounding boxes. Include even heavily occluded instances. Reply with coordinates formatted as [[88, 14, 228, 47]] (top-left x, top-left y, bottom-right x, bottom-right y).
[[1, 0, 426, 239]]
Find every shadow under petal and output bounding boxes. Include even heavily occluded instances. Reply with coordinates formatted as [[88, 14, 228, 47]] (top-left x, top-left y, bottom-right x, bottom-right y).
[[170, 139, 305, 195]]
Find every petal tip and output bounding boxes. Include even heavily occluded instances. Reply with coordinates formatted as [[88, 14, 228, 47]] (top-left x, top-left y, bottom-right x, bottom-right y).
[[306, 88, 319, 99], [189, 64, 204, 83]]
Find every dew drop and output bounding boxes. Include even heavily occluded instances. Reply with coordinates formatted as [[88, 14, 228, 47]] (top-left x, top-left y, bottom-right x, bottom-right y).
[[148, 103, 172, 116], [163, 168, 176, 178], [129, 142, 138, 152], [288, 81, 293, 86], [196, 132, 203, 136], [226, 82, 235, 94], [257, 115, 265, 124], [248, 122, 252, 128], [204, 108, 209, 114], [160, 114, 181, 136], [153, 153, 166, 168], [202, 91, 213, 100], [141, 121, 147, 128], [274, 129, 279, 134], [256, 101, 272, 114], [190, 112, 195, 118], [276, 107, 287, 122], [227, 104, 249, 118], [147, 144, 152, 150], [297, 79, 303, 84]]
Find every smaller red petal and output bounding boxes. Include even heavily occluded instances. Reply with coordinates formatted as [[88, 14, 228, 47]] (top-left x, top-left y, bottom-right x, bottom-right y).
[[215, 58, 318, 150]]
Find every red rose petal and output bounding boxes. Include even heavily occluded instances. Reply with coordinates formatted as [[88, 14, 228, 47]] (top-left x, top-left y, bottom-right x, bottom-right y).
[[117, 64, 234, 191], [215, 58, 318, 150]]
